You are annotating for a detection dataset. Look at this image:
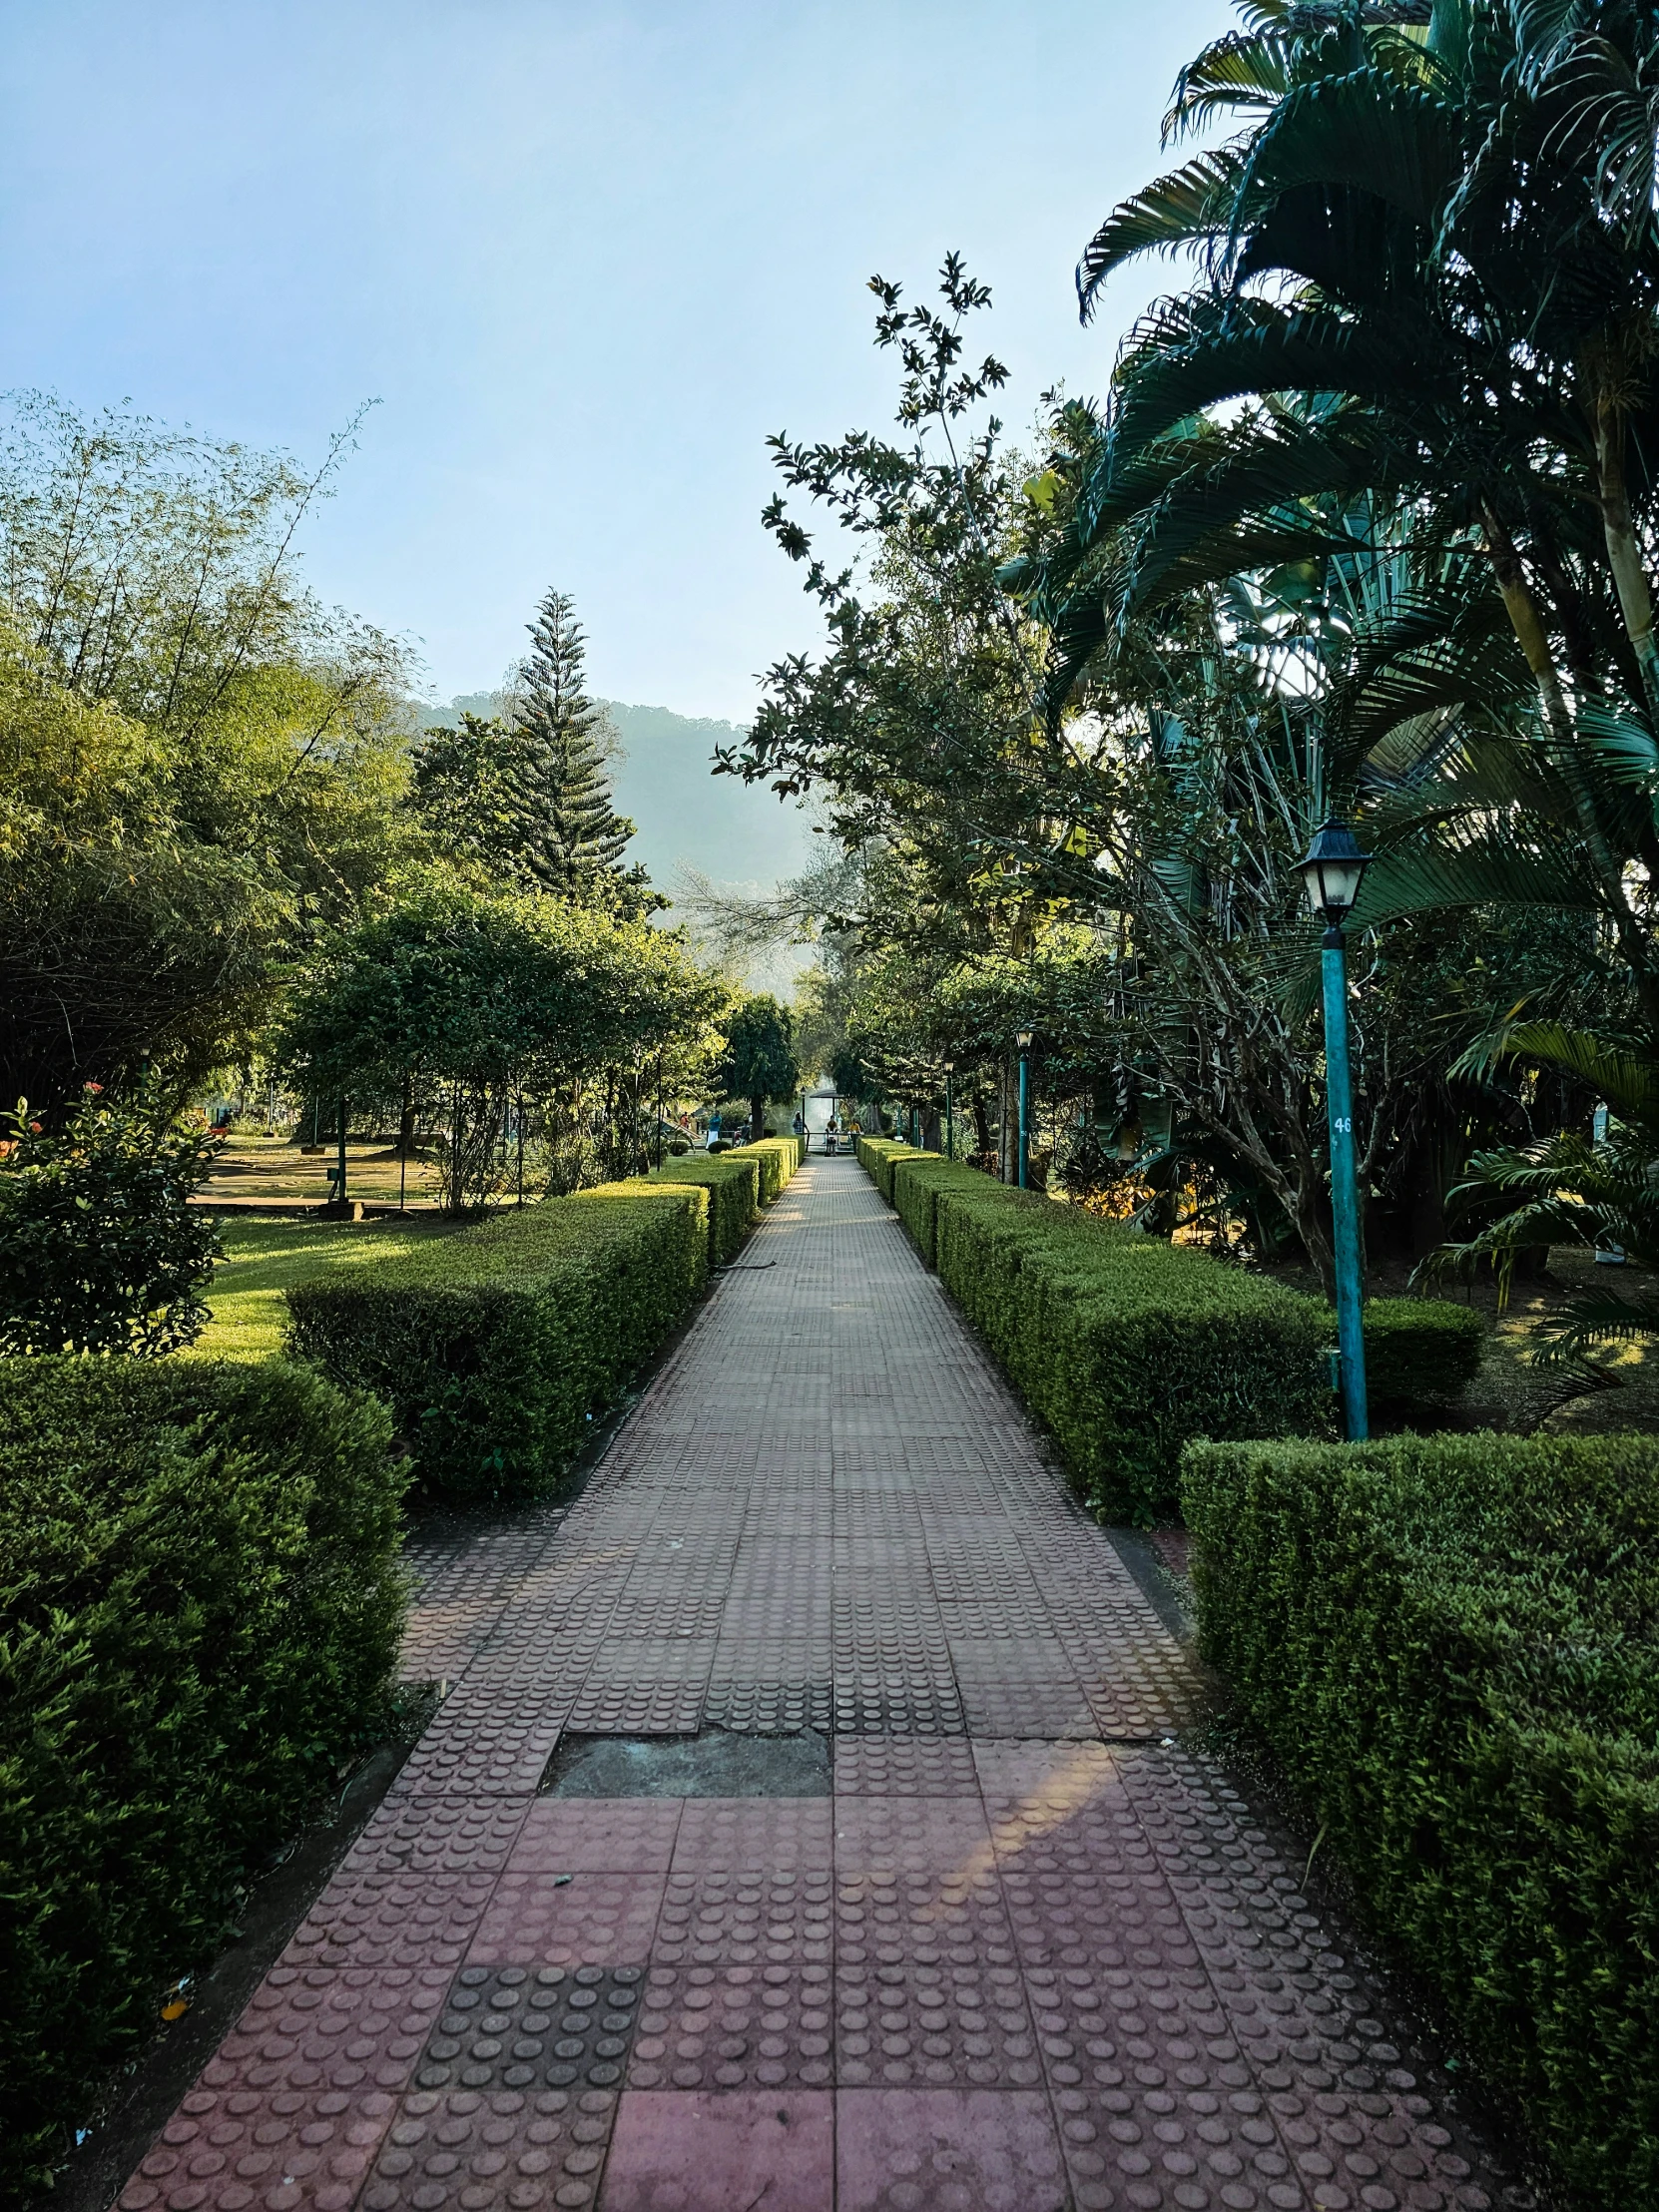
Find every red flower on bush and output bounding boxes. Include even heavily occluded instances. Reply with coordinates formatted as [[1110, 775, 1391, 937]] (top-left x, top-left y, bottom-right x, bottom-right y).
[[83, 1081, 104, 1094]]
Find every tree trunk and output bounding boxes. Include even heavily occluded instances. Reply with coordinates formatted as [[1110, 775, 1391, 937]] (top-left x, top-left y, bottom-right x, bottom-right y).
[[1593, 390, 1659, 723], [751, 1092, 766, 1140]]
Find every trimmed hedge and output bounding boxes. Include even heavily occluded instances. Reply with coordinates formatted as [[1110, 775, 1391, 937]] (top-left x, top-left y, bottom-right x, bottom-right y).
[[868, 1145, 1486, 1515], [1364, 1294, 1485, 1404], [0, 1358, 405, 2199], [854, 1135, 914, 1203], [288, 1181, 710, 1499], [727, 1135, 801, 1208], [1182, 1431, 1659, 2210], [650, 1154, 759, 1267]]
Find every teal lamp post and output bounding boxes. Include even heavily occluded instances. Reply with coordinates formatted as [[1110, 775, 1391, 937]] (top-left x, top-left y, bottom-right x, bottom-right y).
[[1296, 820, 1374, 1441], [943, 1059, 955, 1162], [1015, 1031, 1032, 1189]]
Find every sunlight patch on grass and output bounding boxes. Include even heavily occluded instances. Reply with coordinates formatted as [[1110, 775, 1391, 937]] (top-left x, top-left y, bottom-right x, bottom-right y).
[[185, 1217, 464, 1364]]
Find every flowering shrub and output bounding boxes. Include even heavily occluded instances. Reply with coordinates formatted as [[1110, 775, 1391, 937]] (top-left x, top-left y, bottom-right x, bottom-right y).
[[0, 1086, 223, 1354]]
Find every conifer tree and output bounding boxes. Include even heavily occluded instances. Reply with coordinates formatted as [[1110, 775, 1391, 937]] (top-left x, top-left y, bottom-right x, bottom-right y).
[[513, 589, 634, 896]]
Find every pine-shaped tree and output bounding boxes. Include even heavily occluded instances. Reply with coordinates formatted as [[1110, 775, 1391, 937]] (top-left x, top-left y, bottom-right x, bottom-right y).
[[512, 589, 634, 896]]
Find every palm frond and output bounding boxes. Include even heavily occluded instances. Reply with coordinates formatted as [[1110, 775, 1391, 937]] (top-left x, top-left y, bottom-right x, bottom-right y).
[[1077, 149, 1251, 319], [1239, 66, 1464, 232], [1352, 836, 1600, 929], [1164, 29, 1294, 143], [1449, 1019, 1659, 1116]]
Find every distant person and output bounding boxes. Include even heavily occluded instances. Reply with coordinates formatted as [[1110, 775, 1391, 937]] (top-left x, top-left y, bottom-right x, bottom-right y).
[[706, 1111, 723, 1152]]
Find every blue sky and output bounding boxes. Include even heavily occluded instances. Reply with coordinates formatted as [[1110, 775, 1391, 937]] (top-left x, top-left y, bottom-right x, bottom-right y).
[[0, 0, 1225, 722]]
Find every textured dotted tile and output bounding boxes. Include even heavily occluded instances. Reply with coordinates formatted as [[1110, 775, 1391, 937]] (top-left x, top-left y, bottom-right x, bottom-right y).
[[507, 1801, 682, 1875], [206, 1963, 458, 2098], [468, 1873, 667, 1967], [627, 1961, 834, 2089], [652, 1868, 834, 1965], [668, 1797, 833, 1872], [390, 1693, 567, 1799], [835, 1868, 1019, 1976], [1049, 2081, 1309, 2212], [955, 1679, 1101, 1739], [835, 1948, 1042, 2089], [832, 1735, 983, 1798], [414, 1965, 644, 2093], [834, 2087, 1068, 2211], [358, 2087, 616, 2212], [287, 1872, 503, 1974], [117, 2090, 400, 2212], [341, 1798, 532, 1881]]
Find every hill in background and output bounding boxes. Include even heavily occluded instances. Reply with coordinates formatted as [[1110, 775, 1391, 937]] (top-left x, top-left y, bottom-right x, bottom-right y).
[[424, 694, 817, 992]]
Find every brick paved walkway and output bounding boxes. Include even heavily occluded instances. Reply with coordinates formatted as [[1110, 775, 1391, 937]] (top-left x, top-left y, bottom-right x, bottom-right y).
[[117, 1155, 1525, 2212]]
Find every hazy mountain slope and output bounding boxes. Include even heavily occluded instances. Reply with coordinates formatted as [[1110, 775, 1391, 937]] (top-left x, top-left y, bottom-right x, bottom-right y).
[[426, 693, 815, 894]]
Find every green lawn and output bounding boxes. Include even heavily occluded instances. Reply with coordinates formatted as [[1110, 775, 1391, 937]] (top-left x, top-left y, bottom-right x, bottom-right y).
[[186, 1217, 464, 1363]]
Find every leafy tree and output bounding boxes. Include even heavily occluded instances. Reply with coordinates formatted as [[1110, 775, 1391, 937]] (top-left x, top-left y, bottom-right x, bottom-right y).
[[408, 711, 545, 882], [0, 1084, 223, 1353], [277, 883, 723, 1209], [0, 400, 417, 1113], [716, 995, 800, 1137]]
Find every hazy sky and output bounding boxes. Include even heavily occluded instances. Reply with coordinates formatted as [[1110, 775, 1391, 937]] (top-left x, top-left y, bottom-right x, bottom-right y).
[[0, 0, 1226, 722]]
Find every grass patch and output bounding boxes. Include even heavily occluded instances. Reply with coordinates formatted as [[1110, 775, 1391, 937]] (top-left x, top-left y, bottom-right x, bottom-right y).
[[186, 1217, 464, 1364]]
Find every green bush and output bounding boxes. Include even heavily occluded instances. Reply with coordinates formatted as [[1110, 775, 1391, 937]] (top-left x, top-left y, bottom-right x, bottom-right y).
[[0, 1088, 222, 1355], [287, 1181, 708, 1500], [1181, 1431, 1659, 2210], [0, 1357, 405, 2200], [650, 1153, 759, 1267], [1363, 1294, 1485, 1405]]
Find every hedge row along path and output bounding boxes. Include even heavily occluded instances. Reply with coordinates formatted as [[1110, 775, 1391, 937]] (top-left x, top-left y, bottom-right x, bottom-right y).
[[117, 1155, 1525, 2212]]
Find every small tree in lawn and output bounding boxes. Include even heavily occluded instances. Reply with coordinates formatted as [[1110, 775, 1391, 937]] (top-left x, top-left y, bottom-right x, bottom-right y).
[[278, 884, 723, 1211], [717, 995, 800, 1141]]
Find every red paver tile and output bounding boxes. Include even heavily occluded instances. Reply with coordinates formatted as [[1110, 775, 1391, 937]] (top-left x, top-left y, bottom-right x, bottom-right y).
[[834, 1866, 1014, 1967], [359, 2087, 617, 2212], [628, 1961, 833, 2089], [117, 2089, 399, 2212], [669, 1798, 833, 1872], [469, 1873, 667, 1967], [971, 1738, 1116, 1804], [834, 2087, 1068, 2211], [653, 1868, 834, 1966], [509, 1802, 683, 1875], [832, 1798, 991, 1877], [288, 1872, 503, 1973], [203, 1963, 457, 2099], [832, 1738, 981, 1799], [599, 2088, 831, 2211], [1050, 2081, 1308, 2212]]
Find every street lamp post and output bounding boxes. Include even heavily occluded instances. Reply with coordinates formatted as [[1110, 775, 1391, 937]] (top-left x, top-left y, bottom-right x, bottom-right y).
[[1295, 820, 1375, 1441], [943, 1060, 955, 1162], [1015, 1032, 1032, 1190]]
